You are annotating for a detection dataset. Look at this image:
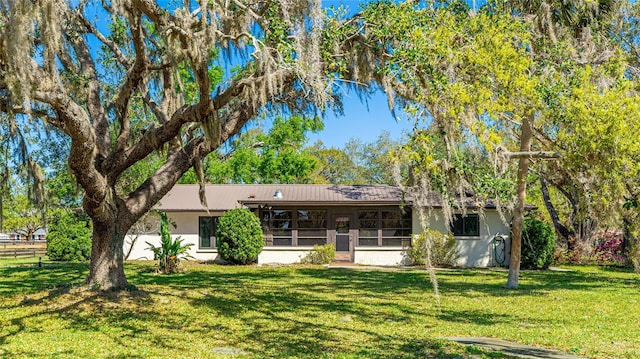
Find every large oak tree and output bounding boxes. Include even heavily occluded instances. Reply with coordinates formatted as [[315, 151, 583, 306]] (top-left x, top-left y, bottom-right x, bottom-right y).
[[0, 0, 343, 290]]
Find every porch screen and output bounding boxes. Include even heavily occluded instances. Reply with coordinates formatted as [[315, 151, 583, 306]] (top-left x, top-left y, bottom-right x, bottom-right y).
[[297, 210, 327, 246], [266, 210, 293, 246], [381, 210, 411, 247], [358, 209, 412, 247], [358, 211, 378, 246]]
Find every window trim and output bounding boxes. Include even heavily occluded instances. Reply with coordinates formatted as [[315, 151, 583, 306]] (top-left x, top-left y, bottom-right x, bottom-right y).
[[264, 208, 329, 247], [357, 209, 412, 248], [198, 216, 219, 249], [452, 213, 480, 237]]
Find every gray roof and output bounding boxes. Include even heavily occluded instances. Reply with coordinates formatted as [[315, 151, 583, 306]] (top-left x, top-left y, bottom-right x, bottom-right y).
[[156, 184, 535, 212], [156, 184, 406, 211]]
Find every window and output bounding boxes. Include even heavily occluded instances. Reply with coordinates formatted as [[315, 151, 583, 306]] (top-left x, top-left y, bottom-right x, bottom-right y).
[[452, 214, 480, 237], [264, 210, 293, 246], [357, 209, 412, 247], [358, 211, 378, 246], [381, 210, 412, 247], [297, 210, 327, 246], [199, 216, 219, 248]]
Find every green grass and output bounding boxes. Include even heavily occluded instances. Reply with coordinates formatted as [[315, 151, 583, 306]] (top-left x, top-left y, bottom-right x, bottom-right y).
[[0, 262, 638, 358], [0, 256, 53, 268]]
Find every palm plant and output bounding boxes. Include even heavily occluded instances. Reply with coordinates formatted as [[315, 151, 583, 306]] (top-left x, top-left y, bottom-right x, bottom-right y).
[[146, 212, 193, 274]]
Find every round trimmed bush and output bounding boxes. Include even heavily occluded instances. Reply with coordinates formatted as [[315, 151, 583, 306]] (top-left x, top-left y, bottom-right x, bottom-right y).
[[46, 211, 92, 261], [521, 218, 556, 269], [216, 208, 263, 264]]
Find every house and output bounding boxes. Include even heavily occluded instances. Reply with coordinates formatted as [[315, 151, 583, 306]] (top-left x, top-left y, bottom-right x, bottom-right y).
[[7, 228, 47, 241], [125, 184, 515, 267]]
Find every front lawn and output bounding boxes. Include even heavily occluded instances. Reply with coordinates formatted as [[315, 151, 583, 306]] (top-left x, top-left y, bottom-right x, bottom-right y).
[[0, 262, 638, 358]]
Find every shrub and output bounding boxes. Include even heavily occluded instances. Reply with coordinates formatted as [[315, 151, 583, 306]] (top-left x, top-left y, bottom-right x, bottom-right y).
[[216, 208, 263, 264], [404, 229, 459, 267], [553, 241, 591, 265], [301, 244, 336, 264], [592, 230, 627, 266], [521, 218, 556, 269], [146, 212, 193, 274], [46, 211, 92, 261]]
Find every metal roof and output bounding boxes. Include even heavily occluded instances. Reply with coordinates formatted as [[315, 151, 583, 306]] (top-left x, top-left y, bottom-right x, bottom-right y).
[[156, 184, 535, 212], [156, 184, 407, 211]]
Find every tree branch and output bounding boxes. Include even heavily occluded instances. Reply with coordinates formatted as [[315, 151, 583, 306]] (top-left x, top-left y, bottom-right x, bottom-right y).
[[33, 90, 109, 222], [109, 68, 296, 179], [78, 11, 132, 68], [502, 151, 560, 159], [123, 99, 258, 222], [540, 176, 575, 242], [112, 4, 149, 162], [67, 12, 110, 162]]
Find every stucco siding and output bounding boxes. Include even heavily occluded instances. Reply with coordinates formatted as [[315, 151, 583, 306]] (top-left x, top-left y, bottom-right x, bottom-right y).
[[354, 249, 405, 266], [258, 248, 314, 264], [413, 210, 511, 267], [124, 209, 511, 268], [124, 212, 225, 262], [125, 233, 226, 261]]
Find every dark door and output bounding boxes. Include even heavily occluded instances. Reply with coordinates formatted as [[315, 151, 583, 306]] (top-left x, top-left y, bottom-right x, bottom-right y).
[[334, 215, 352, 261]]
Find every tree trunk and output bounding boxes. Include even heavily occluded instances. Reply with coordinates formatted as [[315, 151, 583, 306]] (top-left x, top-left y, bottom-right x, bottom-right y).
[[507, 115, 533, 290], [622, 214, 636, 256], [0, 194, 3, 233], [540, 177, 575, 249], [85, 219, 128, 290]]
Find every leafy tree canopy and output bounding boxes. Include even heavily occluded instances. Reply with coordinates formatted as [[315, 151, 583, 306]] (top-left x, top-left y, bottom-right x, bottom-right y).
[[0, 0, 355, 289]]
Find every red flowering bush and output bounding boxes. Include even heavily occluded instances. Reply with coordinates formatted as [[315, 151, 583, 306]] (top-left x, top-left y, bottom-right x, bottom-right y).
[[592, 230, 627, 266]]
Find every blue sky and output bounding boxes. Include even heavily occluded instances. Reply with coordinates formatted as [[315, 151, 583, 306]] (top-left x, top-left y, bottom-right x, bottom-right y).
[[291, 0, 416, 148], [83, 0, 415, 149], [306, 90, 414, 147]]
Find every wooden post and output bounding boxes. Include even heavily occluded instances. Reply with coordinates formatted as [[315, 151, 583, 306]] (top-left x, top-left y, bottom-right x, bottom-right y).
[[503, 116, 559, 289], [506, 116, 533, 289]]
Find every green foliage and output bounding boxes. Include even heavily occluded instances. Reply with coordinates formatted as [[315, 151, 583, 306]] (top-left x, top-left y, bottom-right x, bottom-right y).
[[205, 115, 323, 184], [216, 209, 263, 264], [308, 131, 403, 185], [405, 229, 459, 267], [307, 142, 355, 184], [146, 212, 193, 274], [301, 244, 336, 264], [343, 131, 401, 184], [46, 211, 92, 261], [46, 168, 82, 208], [3, 194, 44, 239], [521, 218, 556, 269]]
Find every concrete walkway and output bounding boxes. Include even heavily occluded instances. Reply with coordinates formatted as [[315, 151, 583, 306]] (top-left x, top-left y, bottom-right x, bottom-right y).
[[444, 337, 586, 359]]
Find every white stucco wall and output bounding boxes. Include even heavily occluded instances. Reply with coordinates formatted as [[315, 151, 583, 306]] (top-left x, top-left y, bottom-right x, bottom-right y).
[[354, 249, 406, 266], [258, 247, 314, 264], [125, 209, 512, 268], [412, 209, 511, 267], [124, 211, 226, 262]]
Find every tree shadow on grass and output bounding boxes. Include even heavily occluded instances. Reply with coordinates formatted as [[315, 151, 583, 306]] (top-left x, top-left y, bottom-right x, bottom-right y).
[[428, 267, 639, 296], [175, 266, 511, 357], [0, 262, 631, 358], [9, 261, 621, 299], [0, 262, 88, 298], [127, 265, 438, 356], [0, 284, 159, 358]]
